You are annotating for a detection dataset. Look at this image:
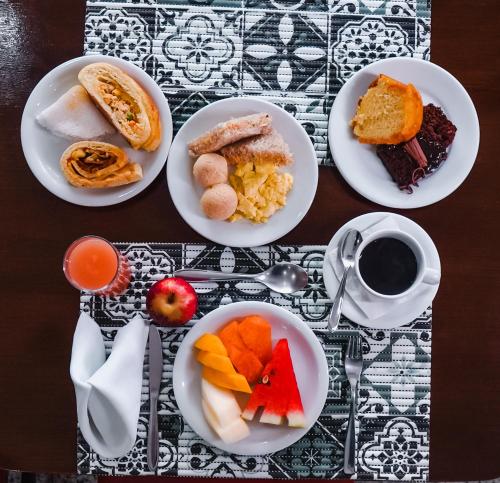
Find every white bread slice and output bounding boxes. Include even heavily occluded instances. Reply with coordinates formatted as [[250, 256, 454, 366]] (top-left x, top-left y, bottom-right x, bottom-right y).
[[36, 85, 115, 141], [188, 113, 272, 157], [221, 128, 294, 167]]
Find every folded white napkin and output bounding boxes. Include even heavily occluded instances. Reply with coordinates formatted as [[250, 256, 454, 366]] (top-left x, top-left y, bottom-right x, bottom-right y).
[[328, 216, 428, 320], [70, 313, 149, 458]]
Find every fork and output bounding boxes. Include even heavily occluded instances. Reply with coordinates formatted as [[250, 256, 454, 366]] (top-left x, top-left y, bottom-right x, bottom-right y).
[[344, 335, 363, 475]]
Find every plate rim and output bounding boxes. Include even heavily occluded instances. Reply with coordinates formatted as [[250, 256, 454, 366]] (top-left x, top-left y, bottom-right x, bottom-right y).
[[328, 57, 480, 209], [20, 54, 173, 207], [172, 301, 329, 455], [322, 211, 440, 328], [166, 97, 319, 247]]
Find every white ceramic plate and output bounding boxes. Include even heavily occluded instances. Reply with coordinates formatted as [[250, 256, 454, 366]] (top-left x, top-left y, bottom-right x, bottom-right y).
[[167, 98, 318, 247], [328, 57, 480, 208], [323, 212, 440, 329], [21, 55, 173, 207], [173, 301, 329, 455]]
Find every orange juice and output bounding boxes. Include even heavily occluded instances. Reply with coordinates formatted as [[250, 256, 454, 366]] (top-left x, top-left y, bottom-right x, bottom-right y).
[[64, 237, 120, 291]]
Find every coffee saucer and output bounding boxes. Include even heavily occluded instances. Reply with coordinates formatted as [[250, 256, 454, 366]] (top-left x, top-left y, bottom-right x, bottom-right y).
[[323, 212, 440, 329]]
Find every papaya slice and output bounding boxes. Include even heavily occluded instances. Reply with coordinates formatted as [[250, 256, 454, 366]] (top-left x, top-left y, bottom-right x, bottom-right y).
[[194, 333, 228, 356], [218, 320, 246, 351], [197, 350, 236, 374], [202, 366, 252, 394], [238, 315, 272, 364], [230, 345, 263, 384]]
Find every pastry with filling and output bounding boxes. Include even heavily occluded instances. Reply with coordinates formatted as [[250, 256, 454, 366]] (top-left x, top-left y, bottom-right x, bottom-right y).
[[78, 63, 161, 151], [188, 113, 272, 157], [60, 141, 143, 188]]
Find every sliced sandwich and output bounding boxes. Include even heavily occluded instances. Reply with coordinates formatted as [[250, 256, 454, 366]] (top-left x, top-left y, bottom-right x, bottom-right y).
[[221, 128, 294, 167], [36, 85, 115, 141], [351, 74, 423, 145], [78, 63, 161, 151], [188, 113, 272, 157], [60, 141, 142, 188]]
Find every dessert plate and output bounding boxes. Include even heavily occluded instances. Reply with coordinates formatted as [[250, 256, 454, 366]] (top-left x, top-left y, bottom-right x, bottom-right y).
[[173, 301, 329, 455], [328, 57, 479, 208], [167, 98, 318, 247], [323, 212, 440, 329], [21, 55, 173, 207]]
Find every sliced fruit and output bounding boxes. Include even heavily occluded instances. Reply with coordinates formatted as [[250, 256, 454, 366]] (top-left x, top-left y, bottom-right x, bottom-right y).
[[218, 320, 246, 351], [201, 378, 241, 427], [194, 333, 228, 356], [202, 366, 252, 394], [242, 338, 305, 427], [230, 345, 263, 384], [197, 350, 236, 374], [238, 315, 272, 364], [202, 400, 250, 444]]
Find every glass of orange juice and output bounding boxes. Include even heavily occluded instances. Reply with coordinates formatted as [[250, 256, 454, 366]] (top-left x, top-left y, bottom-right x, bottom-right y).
[[63, 236, 131, 296]]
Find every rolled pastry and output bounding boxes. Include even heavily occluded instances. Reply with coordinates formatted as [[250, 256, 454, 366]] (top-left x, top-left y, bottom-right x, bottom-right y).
[[78, 63, 161, 151], [187, 113, 272, 157], [60, 141, 143, 188]]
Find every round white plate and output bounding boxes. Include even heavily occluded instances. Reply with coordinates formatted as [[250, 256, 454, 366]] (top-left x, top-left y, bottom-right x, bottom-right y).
[[173, 301, 329, 455], [328, 57, 480, 208], [167, 98, 318, 247], [21, 55, 173, 207], [323, 212, 440, 329]]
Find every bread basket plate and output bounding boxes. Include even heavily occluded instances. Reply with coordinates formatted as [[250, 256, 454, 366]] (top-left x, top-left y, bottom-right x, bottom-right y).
[[173, 301, 329, 455], [21, 55, 173, 207], [328, 57, 479, 209], [167, 98, 318, 247]]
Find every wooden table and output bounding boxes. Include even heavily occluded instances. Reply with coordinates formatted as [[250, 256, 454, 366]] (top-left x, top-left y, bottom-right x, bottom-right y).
[[0, 0, 499, 480]]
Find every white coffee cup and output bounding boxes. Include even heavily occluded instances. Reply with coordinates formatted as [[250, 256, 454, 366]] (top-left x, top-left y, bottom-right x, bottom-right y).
[[354, 229, 440, 300]]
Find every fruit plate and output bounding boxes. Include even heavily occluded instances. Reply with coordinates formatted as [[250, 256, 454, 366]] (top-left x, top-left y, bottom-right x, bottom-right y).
[[173, 301, 329, 455], [166, 98, 318, 247], [21, 55, 173, 207], [328, 57, 480, 209]]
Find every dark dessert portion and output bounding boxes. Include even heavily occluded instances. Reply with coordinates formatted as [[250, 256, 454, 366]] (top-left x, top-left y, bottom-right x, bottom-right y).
[[377, 104, 457, 192]]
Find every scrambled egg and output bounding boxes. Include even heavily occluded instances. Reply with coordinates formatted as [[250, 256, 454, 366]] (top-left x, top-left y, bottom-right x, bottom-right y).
[[228, 162, 293, 223]]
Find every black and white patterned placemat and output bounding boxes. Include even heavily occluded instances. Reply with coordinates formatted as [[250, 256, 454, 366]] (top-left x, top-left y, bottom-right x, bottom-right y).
[[77, 243, 431, 480], [83, 0, 431, 165]]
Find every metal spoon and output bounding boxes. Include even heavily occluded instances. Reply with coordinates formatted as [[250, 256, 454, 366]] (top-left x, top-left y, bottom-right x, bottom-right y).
[[327, 229, 363, 331], [174, 263, 308, 294]]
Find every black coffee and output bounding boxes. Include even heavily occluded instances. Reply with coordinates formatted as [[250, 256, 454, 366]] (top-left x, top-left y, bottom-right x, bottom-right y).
[[358, 237, 418, 295]]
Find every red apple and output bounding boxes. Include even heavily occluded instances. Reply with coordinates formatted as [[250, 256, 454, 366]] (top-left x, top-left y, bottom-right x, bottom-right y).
[[146, 277, 198, 326]]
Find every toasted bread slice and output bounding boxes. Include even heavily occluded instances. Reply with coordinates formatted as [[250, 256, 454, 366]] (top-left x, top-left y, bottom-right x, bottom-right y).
[[221, 128, 293, 167], [351, 74, 423, 144], [78, 63, 161, 151], [60, 141, 142, 188], [188, 113, 272, 157]]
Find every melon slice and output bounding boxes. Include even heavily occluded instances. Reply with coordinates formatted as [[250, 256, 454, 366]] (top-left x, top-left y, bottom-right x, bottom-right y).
[[197, 350, 236, 374], [201, 378, 241, 427], [194, 333, 228, 356], [242, 338, 305, 427], [202, 366, 252, 394], [238, 316, 272, 364], [202, 400, 250, 444]]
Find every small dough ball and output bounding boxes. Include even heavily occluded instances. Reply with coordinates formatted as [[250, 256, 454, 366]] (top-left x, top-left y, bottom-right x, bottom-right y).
[[200, 184, 238, 220], [193, 153, 228, 188]]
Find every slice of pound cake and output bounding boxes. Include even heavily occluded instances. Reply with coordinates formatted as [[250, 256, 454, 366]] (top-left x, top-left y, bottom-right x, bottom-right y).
[[351, 74, 423, 145]]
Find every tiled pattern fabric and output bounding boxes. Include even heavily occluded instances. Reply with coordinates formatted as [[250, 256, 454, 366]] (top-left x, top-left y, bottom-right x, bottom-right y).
[[77, 243, 431, 480], [84, 0, 432, 165]]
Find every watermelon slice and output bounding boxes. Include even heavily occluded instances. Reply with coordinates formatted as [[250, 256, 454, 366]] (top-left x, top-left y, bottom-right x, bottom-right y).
[[242, 338, 305, 427]]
